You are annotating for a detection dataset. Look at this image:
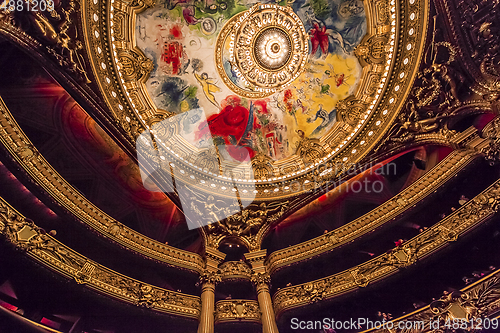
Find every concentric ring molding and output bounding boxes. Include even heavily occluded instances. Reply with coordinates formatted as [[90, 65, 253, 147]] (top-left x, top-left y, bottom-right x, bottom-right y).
[[81, 0, 429, 200]]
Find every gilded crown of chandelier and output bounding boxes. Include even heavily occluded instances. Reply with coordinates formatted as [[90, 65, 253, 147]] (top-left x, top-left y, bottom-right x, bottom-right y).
[[216, 4, 309, 98]]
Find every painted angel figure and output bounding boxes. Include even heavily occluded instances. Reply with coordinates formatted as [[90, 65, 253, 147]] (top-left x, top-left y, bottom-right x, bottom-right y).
[[194, 72, 221, 108]]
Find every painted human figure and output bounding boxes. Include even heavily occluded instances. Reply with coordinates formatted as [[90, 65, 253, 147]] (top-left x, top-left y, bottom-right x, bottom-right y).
[[194, 72, 221, 107]]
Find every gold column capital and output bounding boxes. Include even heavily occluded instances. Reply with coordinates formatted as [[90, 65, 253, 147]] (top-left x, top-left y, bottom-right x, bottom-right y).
[[199, 271, 222, 287], [251, 272, 271, 289], [244, 249, 267, 275]]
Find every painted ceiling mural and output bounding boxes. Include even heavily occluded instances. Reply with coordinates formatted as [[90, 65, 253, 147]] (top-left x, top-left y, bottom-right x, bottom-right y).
[[136, 0, 366, 160]]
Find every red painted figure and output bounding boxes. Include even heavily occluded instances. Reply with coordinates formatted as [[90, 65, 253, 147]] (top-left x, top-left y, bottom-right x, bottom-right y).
[[162, 41, 183, 75]]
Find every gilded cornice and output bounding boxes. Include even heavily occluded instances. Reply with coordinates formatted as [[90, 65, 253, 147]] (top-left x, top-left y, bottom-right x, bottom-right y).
[[214, 299, 261, 323], [266, 149, 479, 274], [252, 272, 272, 287], [0, 96, 204, 273], [272, 179, 500, 315], [481, 117, 500, 141], [480, 116, 500, 165], [0, 197, 202, 318], [198, 271, 222, 286], [362, 269, 500, 333]]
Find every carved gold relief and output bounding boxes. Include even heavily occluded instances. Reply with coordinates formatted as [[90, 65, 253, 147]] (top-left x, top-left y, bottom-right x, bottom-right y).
[[75, 262, 96, 284], [0, 197, 201, 318], [219, 261, 253, 280], [273, 179, 500, 315], [355, 35, 389, 66], [117, 49, 154, 83], [186, 184, 288, 250], [215, 300, 261, 323], [336, 97, 367, 127], [251, 272, 271, 287], [294, 130, 326, 166], [251, 154, 275, 180], [368, 273, 500, 333], [266, 150, 479, 274], [28, 0, 90, 82], [198, 270, 222, 286]]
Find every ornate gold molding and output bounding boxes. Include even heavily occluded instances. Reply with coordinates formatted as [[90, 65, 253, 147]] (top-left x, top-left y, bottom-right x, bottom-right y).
[[0, 197, 201, 318], [200, 199, 288, 251], [215, 299, 261, 323], [438, 0, 500, 94], [480, 116, 500, 165], [273, 179, 500, 315], [266, 149, 480, 274], [0, 0, 90, 83], [363, 269, 500, 333], [219, 261, 253, 281], [0, 96, 204, 273], [481, 116, 500, 140], [251, 272, 271, 287], [198, 271, 222, 286]]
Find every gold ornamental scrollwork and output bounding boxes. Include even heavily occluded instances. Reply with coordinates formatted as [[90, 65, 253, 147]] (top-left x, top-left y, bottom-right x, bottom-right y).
[[219, 261, 253, 280], [335, 96, 367, 127], [294, 131, 327, 166], [117, 49, 154, 83], [481, 117, 500, 140], [215, 4, 309, 98], [74, 262, 97, 284], [215, 299, 261, 323], [0, 197, 202, 318], [355, 34, 389, 66], [272, 179, 500, 315], [365, 272, 500, 333], [198, 270, 222, 286], [458, 0, 500, 91], [4, 0, 92, 83], [251, 272, 271, 287], [430, 291, 479, 322], [190, 188, 288, 251]]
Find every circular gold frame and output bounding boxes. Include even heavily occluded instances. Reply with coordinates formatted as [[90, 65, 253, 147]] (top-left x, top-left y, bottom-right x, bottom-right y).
[[214, 4, 309, 98]]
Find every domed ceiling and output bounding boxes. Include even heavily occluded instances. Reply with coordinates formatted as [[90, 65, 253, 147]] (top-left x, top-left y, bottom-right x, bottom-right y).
[[81, 0, 429, 244], [84, 0, 425, 188]]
